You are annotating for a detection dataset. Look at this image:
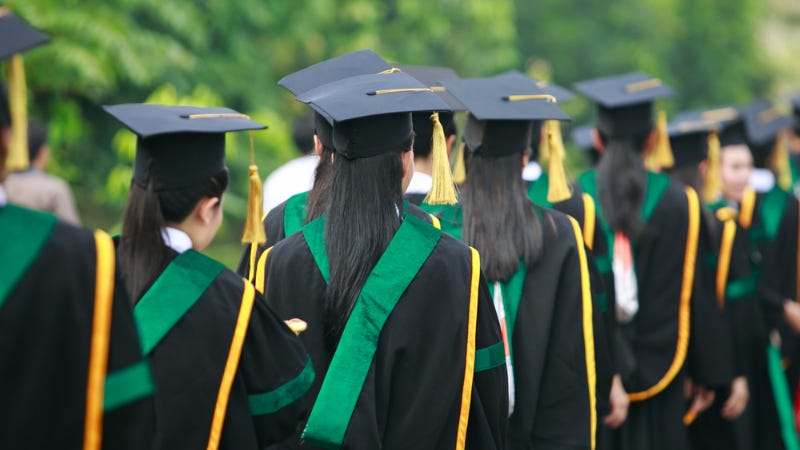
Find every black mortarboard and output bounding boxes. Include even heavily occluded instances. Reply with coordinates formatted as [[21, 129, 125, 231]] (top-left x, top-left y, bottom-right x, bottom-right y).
[[0, 9, 49, 61], [667, 110, 720, 168], [103, 104, 266, 191], [400, 65, 463, 157], [574, 72, 675, 138], [295, 72, 449, 160], [0, 82, 8, 127], [493, 70, 575, 102], [439, 76, 569, 157], [740, 100, 795, 167]]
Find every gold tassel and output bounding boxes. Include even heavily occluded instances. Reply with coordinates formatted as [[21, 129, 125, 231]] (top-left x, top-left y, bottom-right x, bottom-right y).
[[774, 131, 792, 192], [646, 109, 675, 172], [241, 132, 267, 245], [7, 54, 29, 172], [452, 142, 466, 185], [702, 131, 722, 203], [423, 112, 458, 205], [545, 120, 571, 203], [538, 122, 550, 163]]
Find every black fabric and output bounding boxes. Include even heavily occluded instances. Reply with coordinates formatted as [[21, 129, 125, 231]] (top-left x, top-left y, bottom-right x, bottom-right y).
[[0, 82, 8, 127], [134, 132, 226, 190], [412, 111, 454, 157], [278, 49, 391, 97], [669, 132, 709, 168], [262, 227, 508, 449], [333, 113, 413, 160], [464, 115, 533, 157], [719, 120, 748, 147], [0, 11, 49, 61], [129, 249, 312, 449], [597, 102, 653, 139], [0, 219, 153, 449], [313, 112, 333, 149]]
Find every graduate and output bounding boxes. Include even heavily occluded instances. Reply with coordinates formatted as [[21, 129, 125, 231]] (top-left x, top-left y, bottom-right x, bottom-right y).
[[427, 74, 599, 449], [0, 10, 153, 449], [260, 70, 508, 448], [573, 72, 735, 450], [665, 110, 755, 450], [104, 104, 313, 449]]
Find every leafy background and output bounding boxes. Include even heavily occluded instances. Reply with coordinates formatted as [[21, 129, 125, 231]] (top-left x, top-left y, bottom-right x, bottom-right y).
[[7, 0, 798, 266]]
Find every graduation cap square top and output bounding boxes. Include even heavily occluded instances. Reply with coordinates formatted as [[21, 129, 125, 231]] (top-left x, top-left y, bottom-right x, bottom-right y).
[[278, 49, 393, 98], [103, 104, 266, 191], [400, 65, 463, 156], [439, 76, 569, 156], [740, 99, 795, 146], [295, 71, 450, 159], [574, 71, 675, 138], [667, 109, 726, 168], [0, 8, 49, 61]]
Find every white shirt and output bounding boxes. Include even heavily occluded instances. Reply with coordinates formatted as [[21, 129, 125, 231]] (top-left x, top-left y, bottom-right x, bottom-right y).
[[262, 155, 320, 212], [749, 168, 776, 193], [161, 227, 193, 254], [0, 184, 6, 207], [521, 162, 542, 182], [405, 172, 432, 195]]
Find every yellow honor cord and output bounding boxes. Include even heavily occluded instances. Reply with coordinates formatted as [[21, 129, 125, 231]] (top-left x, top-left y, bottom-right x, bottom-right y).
[[545, 120, 571, 203], [774, 132, 792, 191], [423, 112, 458, 205], [241, 131, 267, 245], [7, 54, 29, 172], [703, 130, 722, 203]]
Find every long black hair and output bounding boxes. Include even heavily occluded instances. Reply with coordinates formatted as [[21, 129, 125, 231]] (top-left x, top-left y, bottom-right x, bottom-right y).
[[461, 149, 543, 282], [305, 145, 334, 223], [596, 131, 649, 238], [322, 138, 411, 353], [119, 170, 229, 302]]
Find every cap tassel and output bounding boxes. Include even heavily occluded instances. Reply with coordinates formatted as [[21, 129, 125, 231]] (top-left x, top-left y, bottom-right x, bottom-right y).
[[423, 112, 458, 205], [7, 54, 29, 172], [452, 142, 467, 185], [703, 131, 722, 203], [538, 123, 551, 163], [241, 132, 267, 245], [545, 120, 571, 203], [774, 131, 792, 192], [646, 109, 675, 172]]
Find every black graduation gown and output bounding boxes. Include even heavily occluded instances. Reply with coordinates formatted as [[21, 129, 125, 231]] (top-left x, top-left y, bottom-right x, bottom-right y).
[[130, 248, 313, 449], [261, 215, 508, 449], [578, 171, 734, 450], [0, 205, 153, 449]]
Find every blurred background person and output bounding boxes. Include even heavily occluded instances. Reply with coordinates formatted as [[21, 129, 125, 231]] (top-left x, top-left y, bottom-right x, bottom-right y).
[[261, 114, 319, 212]]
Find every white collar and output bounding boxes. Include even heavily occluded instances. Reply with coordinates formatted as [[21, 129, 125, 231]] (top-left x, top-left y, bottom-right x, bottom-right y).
[[749, 168, 775, 193], [521, 161, 542, 182], [0, 184, 6, 207], [405, 171, 433, 195], [161, 227, 194, 254]]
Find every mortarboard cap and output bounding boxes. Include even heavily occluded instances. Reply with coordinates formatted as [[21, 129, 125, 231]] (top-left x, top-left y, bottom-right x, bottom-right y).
[[574, 72, 675, 138], [296, 71, 449, 160], [103, 104, 266, 191], [740, 100, 795, 168], [400, 65, 463, 157], [493, 70, 575, 103], [0, 8, 49, 61], [440, 76, 569, 157], [666, 110, 721, 168]]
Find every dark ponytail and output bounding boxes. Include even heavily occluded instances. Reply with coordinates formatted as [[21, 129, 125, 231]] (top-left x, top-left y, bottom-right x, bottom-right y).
[[119, 170, 229, 302], [305, 145, 334, 223], [596, 132, 649, 239], [461, 150, 542, 282], [322, 139, 410, 354]]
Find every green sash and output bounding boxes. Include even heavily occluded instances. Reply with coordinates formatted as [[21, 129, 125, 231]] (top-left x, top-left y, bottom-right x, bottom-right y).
[[760, 185, 789, 242], [489, 261, 526, 372], [284, 191, 310, 236], [134, 250, 225, 355], [767, 343, 800, 450], [527, 173, 553, 208], [0, 204, 57, 308], [577, 169, 671, 275], [301, 213, 441, 448]]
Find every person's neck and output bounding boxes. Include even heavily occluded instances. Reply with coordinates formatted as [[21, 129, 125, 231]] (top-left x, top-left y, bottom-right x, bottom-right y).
[[414, 157, 433, 176]]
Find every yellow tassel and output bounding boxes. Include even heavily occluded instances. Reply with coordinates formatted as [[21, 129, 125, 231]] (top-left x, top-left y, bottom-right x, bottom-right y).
[[423, 112, 458, 205], [241, 132, 267, 245], [545, 120, 572, 203], [702, 131, 722, 203], [452, 142, 466, 185], [646, 109, 675, 172], [7, 54, 29, 172], [538, 122, 550, 163], [774, 131, 792, 192]]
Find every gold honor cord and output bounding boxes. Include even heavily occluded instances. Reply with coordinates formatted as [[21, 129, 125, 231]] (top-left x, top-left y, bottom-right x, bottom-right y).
[[701, 107, 739, 122], [502, 94, 557, 103], [716, 220, 737, 309], [624, 78, 662, 93], [366, 87, 434, 95], [582, 193, 597, 251], [739, 187, 756, 229], [759, 107, 782, 124], [377, 67, 402, 74], [455, 247, 481, 450], [182, 113, 251, 120]]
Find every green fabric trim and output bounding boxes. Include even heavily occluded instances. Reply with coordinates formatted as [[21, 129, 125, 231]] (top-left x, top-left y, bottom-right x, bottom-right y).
[[301, 217, 329, 284], [283, 191, 310, 236], [760, 186, 789, 242], [474, 341, 506, 373], [527, 173, 553, 208], [302, 214, 441, 448], [0, 205, 57, 308], [420, 203, 463, 240], [103, 360, 154, 411], [726, 276, 757, 301], [594, 255, 611, 275], [133, 250, 225, 355], [249, 355, 315, 416], [767, 343, 800, 450], [489, 261, 526, 372], [596, 293, 608, 313], [705, 252, 719, 268]]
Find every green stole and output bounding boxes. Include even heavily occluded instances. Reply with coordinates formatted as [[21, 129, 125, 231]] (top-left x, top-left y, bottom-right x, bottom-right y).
[[491, 262, 526, 373], [0, 204, 57, 308], [134, 250, 225, 355], [283, 191, 310, 236], [300, 213, 441, 448], [577, 169, 671, 276], [526, 173, 553, 208]]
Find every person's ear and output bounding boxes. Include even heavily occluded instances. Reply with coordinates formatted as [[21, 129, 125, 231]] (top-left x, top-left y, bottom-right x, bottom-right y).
[[313, 135, 323, 156], [446, 134, 457, 158], [196, 196, 221, 225], [401, 150, 414, 178], [591, 128, 604, 153], [521, 150, 530, 168], [643, 129, 658, 154]]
